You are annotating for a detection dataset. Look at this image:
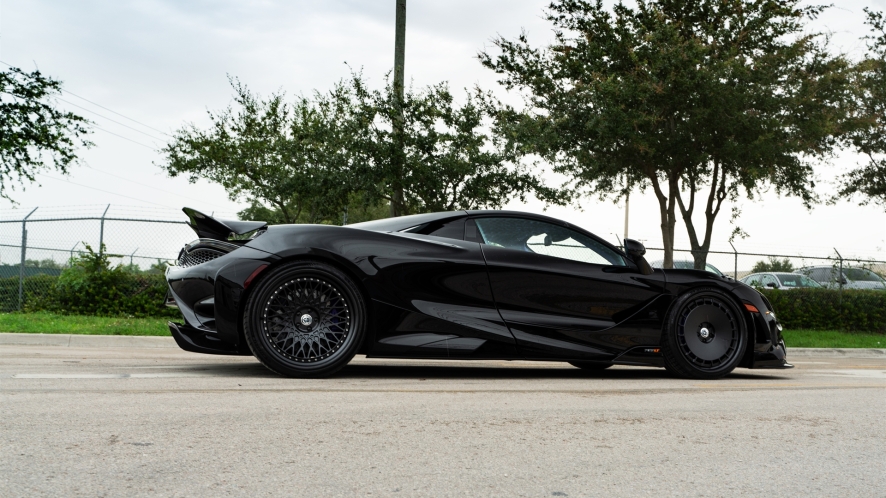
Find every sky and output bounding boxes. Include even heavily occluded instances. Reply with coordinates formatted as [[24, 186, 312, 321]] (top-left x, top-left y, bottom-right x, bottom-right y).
[[1, 0, 885, 265]]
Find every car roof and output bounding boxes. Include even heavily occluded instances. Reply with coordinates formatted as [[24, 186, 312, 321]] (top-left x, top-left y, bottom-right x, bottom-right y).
[[348, 209, 589, 234], [346, 211, 467, 233]]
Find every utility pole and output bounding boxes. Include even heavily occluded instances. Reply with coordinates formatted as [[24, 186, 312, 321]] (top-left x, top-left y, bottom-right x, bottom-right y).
[[390, 0, 406, 217], [623, 191, 630, 240]]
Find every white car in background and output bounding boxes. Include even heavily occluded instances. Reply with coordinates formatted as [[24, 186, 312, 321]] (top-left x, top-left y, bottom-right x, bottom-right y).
[[798, 266, 886, 290], [741, 272, 823, 290]]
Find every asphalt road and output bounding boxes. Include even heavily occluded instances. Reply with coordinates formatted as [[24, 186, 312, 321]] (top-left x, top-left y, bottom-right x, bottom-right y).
[[1, 342, 884, 497]]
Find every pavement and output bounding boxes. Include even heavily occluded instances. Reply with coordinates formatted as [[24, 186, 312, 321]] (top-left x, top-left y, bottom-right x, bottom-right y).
[[1, 335, 884, 497]]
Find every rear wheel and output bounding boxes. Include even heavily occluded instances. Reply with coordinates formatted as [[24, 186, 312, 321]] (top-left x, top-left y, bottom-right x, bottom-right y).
[[243, 261, 366, 378], [661, 288, 746, 380]]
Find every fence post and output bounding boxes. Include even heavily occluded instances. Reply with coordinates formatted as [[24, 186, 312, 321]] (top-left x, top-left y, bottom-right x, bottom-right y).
[[130, 248, 138, 267], [69, 241, 80, 265], [18, 207, 38, 311], [729, 241, 738, 280], [98, 204, 110, 258], [834, 248, 844, 329]]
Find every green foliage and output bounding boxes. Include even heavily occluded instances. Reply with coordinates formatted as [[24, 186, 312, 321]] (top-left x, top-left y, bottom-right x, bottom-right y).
[[760, 288, 886, 332], [840, 9, 886, 208], [481, 0, 854, 269], [0, 312, 171, 336], [345, 75, 567, 216], [751, 257, 795, 273], [6, 244, 177, 318], [160, 78, 351, 224], [781, 329, 885, 348], [0, 274, 57, 312], [161, 74, 566, 225], [0, 66, 92, 200]]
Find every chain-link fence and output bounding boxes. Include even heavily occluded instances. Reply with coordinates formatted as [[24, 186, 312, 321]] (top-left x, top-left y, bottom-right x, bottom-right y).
[[1, 205, 198, 313], [3, 206, 885, 330]]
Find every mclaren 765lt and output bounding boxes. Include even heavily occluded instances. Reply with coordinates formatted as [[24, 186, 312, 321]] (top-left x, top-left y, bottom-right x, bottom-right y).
[[165, 208, 791, 379]]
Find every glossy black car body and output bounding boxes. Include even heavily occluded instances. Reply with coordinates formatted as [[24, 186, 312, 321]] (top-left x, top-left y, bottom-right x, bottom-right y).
[[165, 208, 789, 376]]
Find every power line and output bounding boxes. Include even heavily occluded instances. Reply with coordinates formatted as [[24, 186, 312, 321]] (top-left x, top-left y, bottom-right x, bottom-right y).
[[92, 124, 158, 151], [57, 96, 166, 142], [82, 161, 232, 212], [0, 59, 173, 138], [61, 89, 173, 138], [39, 174, 177, 208]]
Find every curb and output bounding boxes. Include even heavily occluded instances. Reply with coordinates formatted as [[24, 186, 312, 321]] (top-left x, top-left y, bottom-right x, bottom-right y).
[[788, 347, 886, 358], [0, 333, 884, 357], [0, 333, 177, 348]]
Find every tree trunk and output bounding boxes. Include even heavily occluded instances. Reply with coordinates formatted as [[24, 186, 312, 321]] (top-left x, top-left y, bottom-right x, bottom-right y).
[[650, 173, 679, 268], [676, 161, 728, 271]]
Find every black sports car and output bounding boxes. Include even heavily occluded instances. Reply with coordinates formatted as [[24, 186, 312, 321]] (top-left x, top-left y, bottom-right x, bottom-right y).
[[165, 208, 790, 379]]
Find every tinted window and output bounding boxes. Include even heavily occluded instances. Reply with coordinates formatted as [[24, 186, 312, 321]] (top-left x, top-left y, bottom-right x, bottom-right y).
[[810, 268, 831, 282], [844, 268, 885, 282], [742, 275, 763, 286], [473, 217, 626, 266], [761, 275, 778, 287], [776, 273, 821, 288]]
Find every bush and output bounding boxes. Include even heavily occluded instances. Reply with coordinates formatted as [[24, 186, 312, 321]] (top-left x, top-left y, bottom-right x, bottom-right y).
[[759, 288, 886, 333], [0, 274, 59, 312], [17, 244, 177, 318], [751, 257, 794, 273]]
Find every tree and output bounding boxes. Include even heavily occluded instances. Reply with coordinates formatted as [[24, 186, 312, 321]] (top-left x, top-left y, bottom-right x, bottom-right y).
[[160, 78, 357, 225], [751, 257, 794, 274], [481, 0, 852, 268], [162, 75, 565, 224], [0, 66, 92, 200], [346, 75, 565, 216], [840, 9, 886, 208]]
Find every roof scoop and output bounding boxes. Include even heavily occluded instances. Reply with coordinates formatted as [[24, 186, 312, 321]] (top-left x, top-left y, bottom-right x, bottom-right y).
[[182, 207, 267, 241]]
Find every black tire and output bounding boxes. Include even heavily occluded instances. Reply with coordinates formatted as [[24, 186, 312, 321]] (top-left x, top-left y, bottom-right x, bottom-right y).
[[243, 261, 366, 378], [568, 361, 613, 371], [661, 287, 747, 380]]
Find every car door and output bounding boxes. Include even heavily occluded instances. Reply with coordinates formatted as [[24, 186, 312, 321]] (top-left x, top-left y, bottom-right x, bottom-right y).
[[472, 216, 665, 359], [367, 217, 519, 359]]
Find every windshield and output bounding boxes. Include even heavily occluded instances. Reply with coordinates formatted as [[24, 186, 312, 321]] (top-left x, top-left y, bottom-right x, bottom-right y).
[[668, 261, 723, 276], [775, 273, 822, 288], [844, 268, 886, 282]]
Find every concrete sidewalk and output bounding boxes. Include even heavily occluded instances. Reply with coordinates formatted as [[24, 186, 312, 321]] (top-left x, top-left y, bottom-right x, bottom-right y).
[[1, 332, 884, 357], [0, 332, 177, 348]]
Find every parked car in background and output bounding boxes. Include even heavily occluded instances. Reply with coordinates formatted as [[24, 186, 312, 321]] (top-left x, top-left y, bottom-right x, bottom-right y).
[[650, 259, 725, 276], [797, 265, 886, 290], [741, 272, 823, 290]]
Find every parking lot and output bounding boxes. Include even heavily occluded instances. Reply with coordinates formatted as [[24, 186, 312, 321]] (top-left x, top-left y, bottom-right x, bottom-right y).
[[1, 340, 884, 497]]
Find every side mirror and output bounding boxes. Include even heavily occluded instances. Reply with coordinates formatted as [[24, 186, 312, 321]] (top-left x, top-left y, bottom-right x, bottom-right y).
[[766, 282, 778, 288], [624, 238, 653, 275]]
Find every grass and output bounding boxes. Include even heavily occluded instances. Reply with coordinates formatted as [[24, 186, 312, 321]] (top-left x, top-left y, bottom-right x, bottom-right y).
[[781, 329, 885, 348], [0, 312, 884, 348], [0, 312, 171, 336]]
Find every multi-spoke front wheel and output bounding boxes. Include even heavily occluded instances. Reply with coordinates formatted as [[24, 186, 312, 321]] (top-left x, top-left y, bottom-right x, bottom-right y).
[[661, 288, 747, 380], [244, 261, 366, 378]]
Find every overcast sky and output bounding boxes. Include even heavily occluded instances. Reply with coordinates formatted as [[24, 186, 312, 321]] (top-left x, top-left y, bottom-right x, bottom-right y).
[[1, 0, 885, 262]]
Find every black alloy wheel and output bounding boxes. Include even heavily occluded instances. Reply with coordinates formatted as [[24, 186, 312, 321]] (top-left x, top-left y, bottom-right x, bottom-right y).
[[661, 288, 746, 379], [243, 261, 366, 378], [568, 361, 613, 371]]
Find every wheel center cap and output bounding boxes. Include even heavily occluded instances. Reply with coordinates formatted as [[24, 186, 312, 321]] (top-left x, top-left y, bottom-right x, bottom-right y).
[[697, 322, 716, 343], [300, 314, 313, 327]]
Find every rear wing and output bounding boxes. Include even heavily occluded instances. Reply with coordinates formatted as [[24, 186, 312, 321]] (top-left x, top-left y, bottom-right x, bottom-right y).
[[182, 207, 267, 241]]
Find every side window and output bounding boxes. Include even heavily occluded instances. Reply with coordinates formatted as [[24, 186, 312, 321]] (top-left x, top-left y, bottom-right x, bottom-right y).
[[472, 217, 626, 266], [403, 219, 465, 241], [812, 268, 831, 282], [761, 275, 778, 287]]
